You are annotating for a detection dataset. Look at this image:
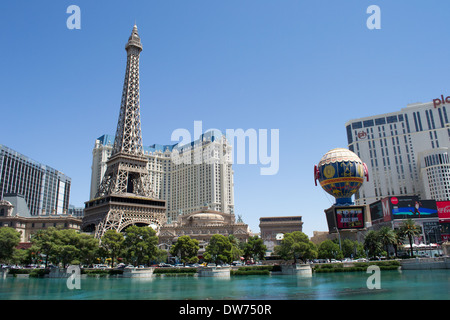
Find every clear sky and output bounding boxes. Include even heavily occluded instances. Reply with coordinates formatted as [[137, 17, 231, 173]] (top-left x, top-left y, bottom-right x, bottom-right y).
[[1, 1, 449, 237]]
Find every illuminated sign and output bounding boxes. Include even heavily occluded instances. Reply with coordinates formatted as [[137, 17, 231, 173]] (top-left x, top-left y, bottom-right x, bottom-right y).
[[335, 206, 365, 229], [437, 201, 450, 220], [390, 197, 438, 219]]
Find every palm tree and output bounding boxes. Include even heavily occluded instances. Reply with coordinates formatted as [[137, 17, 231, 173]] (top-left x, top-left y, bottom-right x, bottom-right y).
[[377, 227, 396, 258], [393, 229, 405, 258], [399, 219, 421, 257]]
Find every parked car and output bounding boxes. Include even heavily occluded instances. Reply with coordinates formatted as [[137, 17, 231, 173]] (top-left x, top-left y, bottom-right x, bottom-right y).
[[330, 259, 340, 263], [159, 263, 173, 268]]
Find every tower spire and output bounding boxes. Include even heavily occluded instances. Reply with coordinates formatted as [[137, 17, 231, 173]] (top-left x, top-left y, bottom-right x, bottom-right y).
[[112, 24, 144, 157], [97, 24, 151, 197]]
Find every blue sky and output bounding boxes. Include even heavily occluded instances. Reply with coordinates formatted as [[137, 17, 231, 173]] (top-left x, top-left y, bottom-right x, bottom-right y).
[[1, 1, 450, 237]]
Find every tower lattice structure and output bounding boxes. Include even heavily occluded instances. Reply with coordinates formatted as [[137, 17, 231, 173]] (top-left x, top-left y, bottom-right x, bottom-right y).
[[83, 25, 166, 239]]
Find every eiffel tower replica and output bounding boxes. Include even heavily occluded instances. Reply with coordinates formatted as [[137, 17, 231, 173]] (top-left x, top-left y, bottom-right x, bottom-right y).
[[83, 25, 167, 239]]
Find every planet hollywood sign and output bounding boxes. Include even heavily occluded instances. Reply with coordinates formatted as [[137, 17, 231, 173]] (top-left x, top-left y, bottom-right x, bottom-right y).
[[432, 95, 450, 108]]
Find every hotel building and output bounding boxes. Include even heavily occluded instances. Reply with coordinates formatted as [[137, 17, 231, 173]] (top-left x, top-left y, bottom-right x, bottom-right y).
[[0, 145, 71, 216], [0, 194, 81, 244], [345, 100, 450, 205], [89, 130, 235, 223]]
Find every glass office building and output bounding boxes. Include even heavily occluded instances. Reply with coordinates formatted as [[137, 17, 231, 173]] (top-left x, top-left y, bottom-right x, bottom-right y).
[[0, 145, 71, 215]]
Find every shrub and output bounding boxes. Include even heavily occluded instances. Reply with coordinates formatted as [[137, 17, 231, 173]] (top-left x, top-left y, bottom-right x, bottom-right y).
[[29, 269, 49, 278], [153, 268, 197, 275], [313, 261, 400, 273], [231, 270, 270, 276]]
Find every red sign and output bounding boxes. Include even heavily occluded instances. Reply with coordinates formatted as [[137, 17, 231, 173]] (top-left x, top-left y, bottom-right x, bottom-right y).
[[381, 198, 392, 222], [335, 207, 365, 229], [391, 197, 399, 205], [357, 131, 367, 139], [437, 201, 450, 220], [433, 95, 450, 108]]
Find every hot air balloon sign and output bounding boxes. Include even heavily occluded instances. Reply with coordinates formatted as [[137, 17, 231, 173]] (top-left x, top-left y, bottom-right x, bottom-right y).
[[314, 148, 368, 206]]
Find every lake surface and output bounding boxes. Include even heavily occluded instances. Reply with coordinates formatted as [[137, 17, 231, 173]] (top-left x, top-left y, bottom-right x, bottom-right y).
[[0, 270, 448, 300]]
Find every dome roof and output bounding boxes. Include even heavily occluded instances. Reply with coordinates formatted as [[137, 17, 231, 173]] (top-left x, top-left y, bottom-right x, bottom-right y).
[[191, 213, 224, 221], [318, 148, 362, 166], [189, 212, 225, 226]]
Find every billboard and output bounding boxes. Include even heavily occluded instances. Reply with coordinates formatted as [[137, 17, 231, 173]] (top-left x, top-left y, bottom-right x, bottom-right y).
[[335, 206, 365, 229], [325, 207, 337, 232], [369, 198, 392, 224], [369, 200, 383, 223], [437, 201, 450, 221], [387, 196, 438, 220], [441, 223, 450, 242]]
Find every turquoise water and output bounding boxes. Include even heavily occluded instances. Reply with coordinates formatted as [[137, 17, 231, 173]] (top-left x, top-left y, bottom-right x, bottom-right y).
[[0, 270, 448, 300]]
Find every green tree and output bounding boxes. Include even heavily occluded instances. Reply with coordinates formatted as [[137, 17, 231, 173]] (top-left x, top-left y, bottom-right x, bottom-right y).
[[364, 230, 383, 259], [228, 235, 243, 262], [393, 229, 405, 258], [101, 230, 124, 267], [243, 236, 266, 263], [377, 227, 397, 258], [0, 227, 21, 264], [154, 248, 168, 264], [274, 231, 317, 263], [77, 233, 99, 266], [341, 239, 365, 259], [170, 235, 199, 266], [31, 227, 60, 267], [317, 239, 342, 260], [56, 229, 81, 267], [204, 234, 233, 265], [399, 219, 421, 257], [31, 228, 98, 268], [123, 225, 159, 266]]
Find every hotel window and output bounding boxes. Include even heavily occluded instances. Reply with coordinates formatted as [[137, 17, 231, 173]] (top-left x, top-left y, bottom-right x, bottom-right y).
[[387, 115, 398, 123], [352, 122, 363, 129], [375, 117, 386, 125]]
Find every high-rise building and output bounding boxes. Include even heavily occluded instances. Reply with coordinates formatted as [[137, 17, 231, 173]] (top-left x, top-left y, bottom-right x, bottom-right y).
[[345, 100, 450, 205], [83, 25, 167, 239], [89, 130, 235, 224], [0, 145, 71, 215]]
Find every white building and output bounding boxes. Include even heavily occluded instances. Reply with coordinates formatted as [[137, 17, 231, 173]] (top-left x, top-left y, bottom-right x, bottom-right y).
[[345, 100, 450, 205], [89, 131, 234, 223]]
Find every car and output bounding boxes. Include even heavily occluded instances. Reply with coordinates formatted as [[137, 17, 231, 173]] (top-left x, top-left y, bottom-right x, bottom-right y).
[[356, 258, 368, 262], [159, 263, 173, 268], [330, 259, 340, 263]]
